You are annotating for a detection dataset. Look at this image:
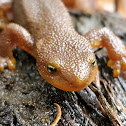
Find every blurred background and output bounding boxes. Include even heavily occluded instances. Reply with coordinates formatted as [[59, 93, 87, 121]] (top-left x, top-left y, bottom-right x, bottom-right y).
[[62, 0, 126, 18]]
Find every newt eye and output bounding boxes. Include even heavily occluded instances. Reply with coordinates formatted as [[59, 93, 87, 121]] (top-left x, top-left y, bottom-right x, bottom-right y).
[[47, 64, 57, 74], [91, 59, 96, 67]]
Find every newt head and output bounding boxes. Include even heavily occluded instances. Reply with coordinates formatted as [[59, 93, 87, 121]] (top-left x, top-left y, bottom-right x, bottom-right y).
[[36, 34, 97, 91]]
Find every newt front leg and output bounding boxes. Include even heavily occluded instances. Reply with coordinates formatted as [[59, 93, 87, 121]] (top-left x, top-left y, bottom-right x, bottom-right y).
[[0, 23, 34, 71], [84, 27, 126, 77]]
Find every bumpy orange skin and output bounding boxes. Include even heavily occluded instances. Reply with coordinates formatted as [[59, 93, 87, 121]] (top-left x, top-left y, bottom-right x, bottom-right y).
[[0, 0, 126, 91]]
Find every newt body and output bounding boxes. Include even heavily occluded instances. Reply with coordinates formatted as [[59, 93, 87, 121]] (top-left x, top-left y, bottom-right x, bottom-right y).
[[0, 0, 126, 91]]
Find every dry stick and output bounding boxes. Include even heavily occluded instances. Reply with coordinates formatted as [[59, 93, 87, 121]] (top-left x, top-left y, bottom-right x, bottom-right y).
[[51, 103, 62, 126], [89, 84, 123, 126]]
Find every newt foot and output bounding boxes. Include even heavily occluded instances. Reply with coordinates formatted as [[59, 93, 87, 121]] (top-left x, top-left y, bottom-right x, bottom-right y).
[[0, 57, 16, 72], [0, 18, 8, 29], [107, 58, 126, 77], [0, 10, 8, 29]]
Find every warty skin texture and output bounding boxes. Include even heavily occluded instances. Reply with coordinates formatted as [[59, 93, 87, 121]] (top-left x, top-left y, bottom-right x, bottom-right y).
[[0, 0, 126, 91], [36, 30, 97, 91], [15, 0, 97, 91]]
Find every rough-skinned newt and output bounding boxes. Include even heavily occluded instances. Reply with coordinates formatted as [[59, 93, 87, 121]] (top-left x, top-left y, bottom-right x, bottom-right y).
[[0, 0, 126, 91]]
